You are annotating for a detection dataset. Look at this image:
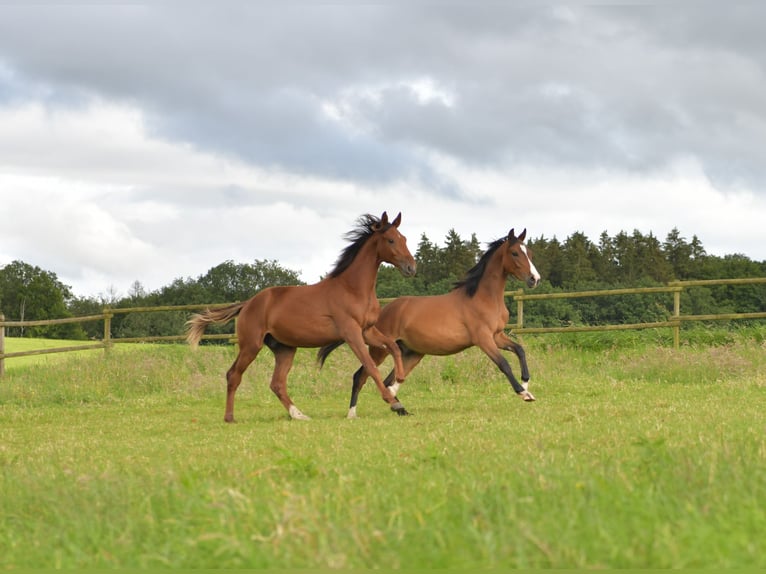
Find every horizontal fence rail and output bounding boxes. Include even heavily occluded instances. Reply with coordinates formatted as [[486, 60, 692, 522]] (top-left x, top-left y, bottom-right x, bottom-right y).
[[504, 277, 766, 348], [0, 304, 238, 376], [2, 277, 765, 375]]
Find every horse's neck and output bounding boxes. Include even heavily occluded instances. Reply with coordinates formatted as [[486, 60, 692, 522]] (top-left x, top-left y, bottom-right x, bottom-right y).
[[333, 240, 380, 296], [476, 248, 509, 301]]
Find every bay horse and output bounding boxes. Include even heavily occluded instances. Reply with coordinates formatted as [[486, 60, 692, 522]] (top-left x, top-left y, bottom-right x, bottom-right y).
[[186, 212, 416, 422], [318, 228, 540, 418]]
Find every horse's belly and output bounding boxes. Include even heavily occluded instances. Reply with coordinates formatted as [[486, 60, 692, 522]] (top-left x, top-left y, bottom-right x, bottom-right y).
[[400, 320, 472, 356], [268, 316, 339, 348]]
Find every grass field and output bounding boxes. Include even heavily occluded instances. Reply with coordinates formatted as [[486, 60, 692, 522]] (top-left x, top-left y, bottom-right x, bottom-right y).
[[1, 330, 765, 568], [0, 337, 104, 369]]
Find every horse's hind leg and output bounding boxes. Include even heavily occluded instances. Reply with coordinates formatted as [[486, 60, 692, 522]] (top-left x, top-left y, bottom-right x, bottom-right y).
[[347, 344, 388, 419], [343, 328, 408, 416], [348, 344, 424, 419], [478, 334, 535, 402], [263, 335, 306, 420], [225, 345, 261, 423], [495, 332, 530, 386]]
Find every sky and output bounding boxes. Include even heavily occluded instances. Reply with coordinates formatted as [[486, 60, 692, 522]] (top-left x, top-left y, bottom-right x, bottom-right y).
[[1, 1, 765, 300]]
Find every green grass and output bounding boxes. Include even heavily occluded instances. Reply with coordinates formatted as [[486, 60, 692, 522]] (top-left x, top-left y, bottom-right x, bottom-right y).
[[1, 332, 765, 569], [1, 336, 106, 369]]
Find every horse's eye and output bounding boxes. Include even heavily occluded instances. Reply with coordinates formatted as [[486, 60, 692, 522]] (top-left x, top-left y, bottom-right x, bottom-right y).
[[511, 251, 519, 257], [388, 239, 395, 244]]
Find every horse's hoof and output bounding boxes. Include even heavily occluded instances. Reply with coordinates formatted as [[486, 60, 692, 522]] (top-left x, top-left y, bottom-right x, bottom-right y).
[[391, 402, 410, 416], [347, 406, 358, 419], [288, 405, 311, 420], [224, 416, 236, 423], [519, 390, 536, 402]]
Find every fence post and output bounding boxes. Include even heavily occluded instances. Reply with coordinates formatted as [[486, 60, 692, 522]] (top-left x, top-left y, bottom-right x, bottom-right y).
[[671, 283, 681, 349], [0, 314, 5, 377], [103, 309, 113, 354]]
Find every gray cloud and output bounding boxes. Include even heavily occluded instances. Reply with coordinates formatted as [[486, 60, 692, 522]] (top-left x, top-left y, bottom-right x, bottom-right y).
[[2, 2, 766, 296], [2, 3, 765, 190]]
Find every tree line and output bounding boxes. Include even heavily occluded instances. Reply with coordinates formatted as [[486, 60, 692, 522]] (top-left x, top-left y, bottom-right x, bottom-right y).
[[1, 227, 764, 340]]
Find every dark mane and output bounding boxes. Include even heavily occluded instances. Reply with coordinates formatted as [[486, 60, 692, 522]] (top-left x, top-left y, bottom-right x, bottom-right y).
[[452, 237, 507, 297], [329, 214, 389, 278]]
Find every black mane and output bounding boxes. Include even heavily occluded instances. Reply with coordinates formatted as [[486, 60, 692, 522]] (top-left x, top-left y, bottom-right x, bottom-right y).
[[452, 237, 507, 297], [329, 214, 389, 278]]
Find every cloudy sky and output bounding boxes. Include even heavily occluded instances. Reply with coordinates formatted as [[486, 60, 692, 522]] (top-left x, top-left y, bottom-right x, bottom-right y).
[[1, 2, 765, 299]]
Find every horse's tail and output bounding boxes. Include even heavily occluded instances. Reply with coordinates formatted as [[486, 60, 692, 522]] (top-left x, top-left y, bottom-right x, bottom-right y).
[[317, 340, 345, 368], [185, 302, 245, 349]]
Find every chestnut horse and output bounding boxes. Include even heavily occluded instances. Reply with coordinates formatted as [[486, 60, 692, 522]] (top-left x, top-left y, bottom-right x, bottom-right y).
[[186, 212, 416, 421], [318, 228, 540, 418]]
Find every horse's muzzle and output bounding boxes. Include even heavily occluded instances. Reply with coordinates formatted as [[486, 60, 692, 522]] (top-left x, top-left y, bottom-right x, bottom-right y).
[[527, 276, 540, 288], [399, 261, 417, 277]]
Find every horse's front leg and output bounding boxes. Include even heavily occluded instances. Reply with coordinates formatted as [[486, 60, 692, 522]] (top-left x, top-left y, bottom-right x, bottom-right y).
[[494, 331, 530, 387], [344, 327, 408, 416], [364, 325, 406, 383], [478, 334, 535, 402]]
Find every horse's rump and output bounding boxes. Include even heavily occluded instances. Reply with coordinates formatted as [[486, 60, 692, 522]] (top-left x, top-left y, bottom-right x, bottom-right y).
[[238, 283, 349, 348]]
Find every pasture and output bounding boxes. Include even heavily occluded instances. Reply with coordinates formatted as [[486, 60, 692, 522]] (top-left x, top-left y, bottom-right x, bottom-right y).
[[1, 330, 765, 568]]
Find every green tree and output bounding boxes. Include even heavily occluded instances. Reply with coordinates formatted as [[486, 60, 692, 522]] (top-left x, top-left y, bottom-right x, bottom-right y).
[[560, 232, 598, 287], [442, 229, 481, 282], [375, 266, 420, 298], [0, 260, 85, 338], [156, 277, 209, 306], [594, 231, 619, 283], [635, 231, 673, 283], [412, 233, 442, 291], [116, 259, 306, 339], [197, 259, 304, 303], [663, 228, 693, 280], [549, 238, 565, 288], [67, 296, 107, 340]]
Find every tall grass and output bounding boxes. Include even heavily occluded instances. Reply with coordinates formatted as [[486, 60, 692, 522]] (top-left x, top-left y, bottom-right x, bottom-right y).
[[1, 332, 765, 568]]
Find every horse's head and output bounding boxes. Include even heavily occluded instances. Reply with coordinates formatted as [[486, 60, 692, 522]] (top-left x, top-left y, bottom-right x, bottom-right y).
[[372, 211, 417, 277], [504, 228, 541, 288]]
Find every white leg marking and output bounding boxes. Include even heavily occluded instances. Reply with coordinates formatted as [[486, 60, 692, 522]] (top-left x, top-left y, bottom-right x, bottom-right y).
[[388, 382, 401, 397], [522, 381, 529, 392], [288, 405, 311, 420], [347, 406, 357, 419]]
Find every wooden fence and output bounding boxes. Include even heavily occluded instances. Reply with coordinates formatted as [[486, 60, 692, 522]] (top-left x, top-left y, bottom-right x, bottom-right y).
[[0, 303, 235, 377], [1, 277, 765, 375], [505, 277, 766, 348]]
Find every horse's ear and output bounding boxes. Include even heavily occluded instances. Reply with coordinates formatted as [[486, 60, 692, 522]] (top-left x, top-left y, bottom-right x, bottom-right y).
[[518, 228, 527, 242], [391, 212, 402, 228], [372, 211, 388, 231], [507, 228, 516, 241]]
